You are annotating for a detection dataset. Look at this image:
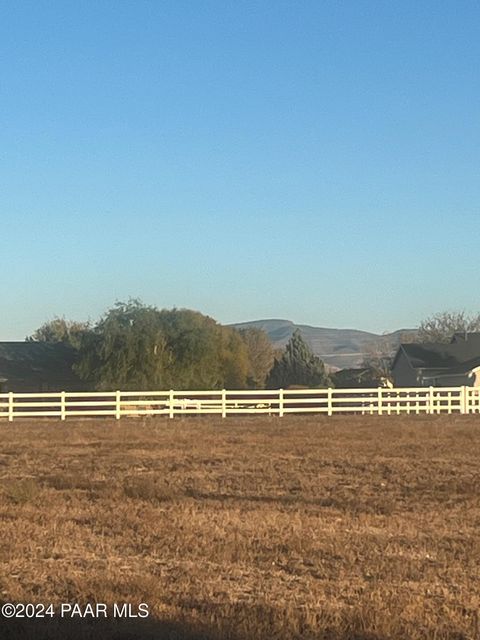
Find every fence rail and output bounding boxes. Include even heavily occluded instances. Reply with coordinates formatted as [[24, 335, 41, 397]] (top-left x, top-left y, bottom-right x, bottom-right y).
[[1, 386, 480, 421]]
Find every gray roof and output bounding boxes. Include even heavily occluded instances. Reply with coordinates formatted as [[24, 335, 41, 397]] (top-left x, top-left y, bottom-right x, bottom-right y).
[[0, 342, 85, 391], [394, 332, 480, 373], [332, 367, 383, 388]]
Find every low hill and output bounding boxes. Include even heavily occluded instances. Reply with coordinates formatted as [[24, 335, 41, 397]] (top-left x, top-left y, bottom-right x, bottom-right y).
[[230, 319, 416, 370]]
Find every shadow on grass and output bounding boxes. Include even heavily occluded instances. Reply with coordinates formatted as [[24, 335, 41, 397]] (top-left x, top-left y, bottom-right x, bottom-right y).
[[0, 614, 208, 640], [186, 490, 336, 506], [5, 601, 468, 640], [0, 604, 394, 640], [185, 491, 397, 514]]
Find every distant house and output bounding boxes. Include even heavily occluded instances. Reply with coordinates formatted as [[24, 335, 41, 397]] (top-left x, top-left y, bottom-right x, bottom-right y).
[[0, 342, 86, 392], [331, 367, 386, 388], [391, 332, 480, 387]]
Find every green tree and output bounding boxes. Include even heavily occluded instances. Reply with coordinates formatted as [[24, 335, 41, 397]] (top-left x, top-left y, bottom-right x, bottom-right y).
[[157, 308, 224, 389], [75, 300, 172, 390], [27, 317, 90, 350], [74, 301, 251, 390], [265, 329, 331, 389], [219, 327, 250, 389], [239, 327, 275, 388]]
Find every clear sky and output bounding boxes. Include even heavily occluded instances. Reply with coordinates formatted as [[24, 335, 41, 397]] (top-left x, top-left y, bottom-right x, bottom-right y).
[[1, 1, 479, 339]]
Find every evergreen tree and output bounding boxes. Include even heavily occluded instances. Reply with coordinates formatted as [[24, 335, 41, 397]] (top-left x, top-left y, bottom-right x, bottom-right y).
[[265, 329, 331, 388]]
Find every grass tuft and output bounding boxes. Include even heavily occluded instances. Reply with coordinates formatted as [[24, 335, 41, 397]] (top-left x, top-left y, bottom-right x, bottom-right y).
[[2, 478, 41, 504]]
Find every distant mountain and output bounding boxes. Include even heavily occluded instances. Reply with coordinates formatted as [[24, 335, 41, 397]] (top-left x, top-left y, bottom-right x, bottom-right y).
[[230, 319, 416, 370]]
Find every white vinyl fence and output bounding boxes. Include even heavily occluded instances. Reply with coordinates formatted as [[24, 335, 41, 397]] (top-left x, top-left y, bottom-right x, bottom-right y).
[[1, 386, 480, 421]]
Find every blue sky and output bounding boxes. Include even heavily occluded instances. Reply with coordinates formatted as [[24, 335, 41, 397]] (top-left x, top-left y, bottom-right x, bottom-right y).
[[1, 1, 479, 339]]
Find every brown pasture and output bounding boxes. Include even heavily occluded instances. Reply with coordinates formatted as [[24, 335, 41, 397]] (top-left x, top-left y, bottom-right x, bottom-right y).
[[0, 414, 479, 639]]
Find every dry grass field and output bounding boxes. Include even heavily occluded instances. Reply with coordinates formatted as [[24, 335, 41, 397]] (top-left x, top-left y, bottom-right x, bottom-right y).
[[1, 414, 480, 640]]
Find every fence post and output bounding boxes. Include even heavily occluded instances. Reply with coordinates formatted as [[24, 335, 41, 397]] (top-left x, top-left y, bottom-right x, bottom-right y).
[[169, 390, 174, 419], [427, 387, 434, 414], [327, 388, 332, 416], [115, 390, 121, 419], [61, 391, 66, 421], [8, 392, 14, 422], [221, 389, 226, 418], [377, 387, 383, 416], [279, 388, 284, 417], [461, 386, 468, 415]]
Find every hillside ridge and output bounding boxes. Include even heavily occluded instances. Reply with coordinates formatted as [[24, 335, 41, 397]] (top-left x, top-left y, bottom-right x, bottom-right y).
[[230, 319, 415, 369]]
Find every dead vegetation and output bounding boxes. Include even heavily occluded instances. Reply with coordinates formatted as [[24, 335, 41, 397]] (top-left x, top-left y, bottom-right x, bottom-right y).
[[1, 414, 480, 639]]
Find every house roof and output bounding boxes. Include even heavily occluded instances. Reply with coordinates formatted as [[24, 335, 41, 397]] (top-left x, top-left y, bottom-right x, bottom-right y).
[[0, 342, 84, 391], [421, 356, 480, 379], [451, 331, 480, 343], [332, 367, 383, 388], [393, 332, 480, 373]]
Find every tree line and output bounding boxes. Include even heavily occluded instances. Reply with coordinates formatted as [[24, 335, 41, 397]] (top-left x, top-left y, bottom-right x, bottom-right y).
[[27, 300, 331, 390], [28, 304, 474, 390]]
